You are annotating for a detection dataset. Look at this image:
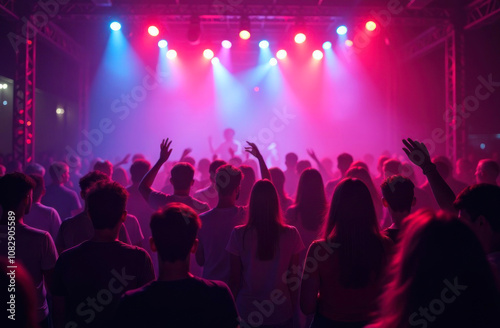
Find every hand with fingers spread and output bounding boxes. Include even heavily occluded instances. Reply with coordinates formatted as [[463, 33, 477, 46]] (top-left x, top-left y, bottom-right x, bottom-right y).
[[245, 142, 263, 160], [115, 154, 131, 167], [307, 149, 319, 162], [180, 148, 192, 160], [245, 141, 270, 180], [159, 138, 173, 163], [402, 138, 432, 169]]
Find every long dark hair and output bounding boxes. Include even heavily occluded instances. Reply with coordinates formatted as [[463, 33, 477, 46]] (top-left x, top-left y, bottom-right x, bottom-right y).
[[293, 168, 328, 231], [345, 166, 384, 224], [325, 178, 386, 288], [245, 179, 284, 261]]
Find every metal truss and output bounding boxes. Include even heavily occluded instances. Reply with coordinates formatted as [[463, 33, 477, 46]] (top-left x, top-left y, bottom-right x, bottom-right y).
[[13, 21, 36, 167], [465, 0, 500, 29], [0, 0, 16, 19], [399, 22, 453, 62]]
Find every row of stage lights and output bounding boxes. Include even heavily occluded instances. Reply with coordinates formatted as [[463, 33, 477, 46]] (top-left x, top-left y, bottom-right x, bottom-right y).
[[109, 20, 377, 64]]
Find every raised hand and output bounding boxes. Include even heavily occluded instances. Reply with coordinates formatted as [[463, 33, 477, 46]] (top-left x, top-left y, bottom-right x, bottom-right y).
[[115, 154, 131, 167], [402, 138, 432, 168], [181, 148, 192, 160], [245, 141, 262, 159], [159, 138, 173, 163], [307, 149, 318, 162]]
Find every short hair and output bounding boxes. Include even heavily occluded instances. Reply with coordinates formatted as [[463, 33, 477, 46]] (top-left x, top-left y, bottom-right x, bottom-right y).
[[215, 165, 243, 196], [337, 153, 354, 171], [28, 174, 45, 201], [170, 163, 195, 190], [285, 153, 298, 166], [49, 162, 68, 184], [79, 171, 110, 195], [296, 160, 312, 175], [209, 160, 226, 176], [180, 156, 196, 167], [223, 128, 235, 139], [381, 175, 415, 212], [0, 173, 35, 210], [383, 159, 402, 177], [24, 163, 45, 177], [130, 159, 151, 184], [454, 184, 500, 232], [479, 159, 500, 180], [93, 160, 113, 177], [86, 181, 128, 230], [150, 203, 201, 262]]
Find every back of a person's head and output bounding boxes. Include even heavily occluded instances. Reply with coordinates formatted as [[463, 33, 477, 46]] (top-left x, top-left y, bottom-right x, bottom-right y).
[[239, 165, 256, 188], [0, 258, 38, 328], [170, 162, 195, 190], [378, 210, 500, 328], [381, 175, 415, 213], [456, 157, 472, 173], [79, 171, 110, 195], [337, 153, 354, 171], [351, 160, 369, 173], [112, 167, 129, 187], [433, 155, 452, 179], [295, 168, 327, 230], [346, 166, 374, 191], [129, 159, 151, 184], [228, 156, 242, 167], [86, 181, 128, 230], [49, 161, 69, 184], [28, 174, 45, 202], [269, 167, 286, 192], [24, 163, 45, 177], [132, 153, 146, 162], [477, 159, 500, 182], [377, 155, 390, 173], [209, 159, 226, 176], [215, 164, 242, 196], [400, 162, 416, 183], [383, 159, 402, 178], [150, 203, 200, 263], [197, 158, 211, 175], [296, 160, 312, 175], [0, 173, 35, 211], [223, 128, 235, 140], [454, 184, 500, 232], [285, 152, 298, 167], [93, 160, 113, 177], [180, 156, 196, 167]]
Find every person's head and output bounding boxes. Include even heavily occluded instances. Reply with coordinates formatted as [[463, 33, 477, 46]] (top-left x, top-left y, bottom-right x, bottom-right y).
[[28, 174, 46, 203], [475, 159, 500, 185], [269, 167, 286, 194], [433, 155, 452, 180], [132, 153, 146, 162], [129, 159, 151, 185], [295, 168, 327, 231], [180, 156, 196, 167], [238, 165, 256, 205], [377, 155, 390, 175], [381, 175, 415, 214], [296, 160, 312, 176], [377, 210, 500, 328], [321, 157, 333, 172], [150, 203, 200, 263], [0, 173, 35, 215], [0, 165, 5, 177], [209, 159, 226, 183], [285, 152, 298, 169], [228, 156, 242, 167], [247, 179, 283, 260], [170, 163, 195, 191], [215, 164, 242, 199], [24, 163, 45, 177], [223, 128, 235, 141], [93, 160, 113, 177], [351, 160, 369, 174], [400, 162, 416, 183], [383, 159, 402, 179], [197, 158, 211, 177], [49, 161, 70, 185], [112, 167, 129, 187], [454, 184, 500, 251], [456, 158, 473, 176], [337, 153, 354, 175], [79, 171, 110, 199], [346, 166, 374, 191], [86, 181, 128, 230]]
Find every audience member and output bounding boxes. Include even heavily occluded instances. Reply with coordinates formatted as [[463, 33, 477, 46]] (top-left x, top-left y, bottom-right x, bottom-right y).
[[194, 157, 211, 191], [42, 162, 81, 220], [24, 163, 46, 177], [112, 166, 130, 187], [236, 165, 256, 207], [93, 159, 113, 177], [284, 152, 299, 197], [475, 159, 500, 185], [325, 152, 354, 200], [456, 157, 475, 186], [193, 159, 226, 209], [296, 159, 312, 176], [210, 128, 242, 161], [270, 167, 293, 213], [127, 159, 154, 244]]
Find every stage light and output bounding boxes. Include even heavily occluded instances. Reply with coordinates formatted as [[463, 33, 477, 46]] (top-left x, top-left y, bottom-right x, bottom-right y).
[[239, 30, 251, 40], [166, 49, 177, 59], [259, 40, 269, 49], [365, 21, 377, 31], [110, 22, 121, 31], [56, 108, 65, 115], [158, 40, 168, 48], [203, 49, 214, 59], [480, 143, 486, 150], [2, 101, 6, 106], [322, 41, 332, 50], [239, 16, 251, 40], [336, 25, 347, 35], [312, 50, 323, 60], [294, 33, 306, 44], [269, 58, 278, 66], [221, 40, 232, 49], [211, 57, 220, 64], [148, 26, 159, 37], [345, 40, 353, 47], [276, 49, 287, 60]]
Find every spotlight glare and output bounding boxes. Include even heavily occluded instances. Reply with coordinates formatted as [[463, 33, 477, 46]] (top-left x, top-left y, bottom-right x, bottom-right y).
[[239, 30, 251, 40], [211, 57, 220, 65], [345, 40, 353, 47], [366, 21, 377, 31], [221, 40, 232, 49], [294, 33, 306, 44], [166, 49, 177, 59], [269, 58, 278, 66], [203, 49, 214, 59], [56, 108, 65, 115], [148, 26, 159, 36], [259, 40, 269, 49], [158, 40, 168, 48], [322, 41, 332, 50], [336, 25, 348, 35], [110, 22, 121, 31], [312, 50, 324, 60], [276, 49, 287, 60]]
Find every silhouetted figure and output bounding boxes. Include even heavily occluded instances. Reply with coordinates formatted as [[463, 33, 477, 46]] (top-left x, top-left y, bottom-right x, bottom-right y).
[[112, 167, 130, 187], [270, 167, 293, 213], [93, 160, 113, 177], [373, 155, 390, 188], [236, 165, 255, 207], [456, 157, 475, 186], [284, 152, 299, 197], [325, 153, 354, 200], [194, 157, 211, 191], [296, 159, 312, 176], [421, 156, 468, 196], [475, 159, 500, 185], [42, 162, 81, 220], [193, 159, 227, 209], [111, 203, 239, 328], [210, 128, 242, 161]]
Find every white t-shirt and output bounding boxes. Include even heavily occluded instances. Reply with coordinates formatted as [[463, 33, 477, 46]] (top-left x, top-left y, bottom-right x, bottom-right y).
[[0, 223, 58, 322], [226, 225, 304, 326], [24, 202, 62, 241], [198, 206, 247, 283]]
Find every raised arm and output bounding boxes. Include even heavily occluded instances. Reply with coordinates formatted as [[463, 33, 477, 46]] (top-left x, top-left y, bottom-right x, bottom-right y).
[[307, 149, 330, 180], [139, 138, 173, 202], [179, 148, 192, 162], [245, 141, 271, 181], [402, 138, 456, 212], [114, 154, 131, 168]]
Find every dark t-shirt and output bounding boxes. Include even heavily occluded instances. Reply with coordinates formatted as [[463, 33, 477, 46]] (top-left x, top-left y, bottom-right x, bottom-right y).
[[384, 228, 400, 244], [53, 240, 155, 328], [111, 276, 239, 328]]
